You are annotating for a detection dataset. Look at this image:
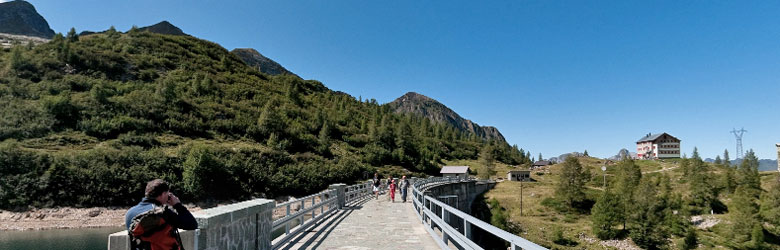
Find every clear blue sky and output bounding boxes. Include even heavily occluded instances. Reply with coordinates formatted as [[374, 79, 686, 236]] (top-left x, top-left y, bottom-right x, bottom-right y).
[[28, 0, 780, 160]]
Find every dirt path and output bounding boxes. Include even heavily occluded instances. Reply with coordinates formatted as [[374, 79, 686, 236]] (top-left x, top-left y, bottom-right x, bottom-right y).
[[642, 166, 679, 174]]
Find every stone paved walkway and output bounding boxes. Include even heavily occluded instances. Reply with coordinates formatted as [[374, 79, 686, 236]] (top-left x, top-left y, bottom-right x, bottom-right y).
[[279, 192, 440, 250]]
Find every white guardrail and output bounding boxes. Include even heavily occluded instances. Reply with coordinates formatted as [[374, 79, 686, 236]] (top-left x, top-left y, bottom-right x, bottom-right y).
[[412, 177, 547, 250], [270, 181, 376, 249]]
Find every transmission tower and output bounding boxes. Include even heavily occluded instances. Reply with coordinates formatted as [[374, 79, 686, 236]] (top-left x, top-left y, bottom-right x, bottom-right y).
[[730, 128, 747, 159]]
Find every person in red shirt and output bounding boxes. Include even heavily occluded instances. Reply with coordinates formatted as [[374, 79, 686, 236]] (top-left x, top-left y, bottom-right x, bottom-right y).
[[389, 179, 397, 202]]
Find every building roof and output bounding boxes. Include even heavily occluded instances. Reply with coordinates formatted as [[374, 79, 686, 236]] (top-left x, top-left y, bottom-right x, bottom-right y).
[[636, 132, 679, 143], [440, 166, 469, 174], [533, 160, 551, 166], [508, 170, 530, 173]]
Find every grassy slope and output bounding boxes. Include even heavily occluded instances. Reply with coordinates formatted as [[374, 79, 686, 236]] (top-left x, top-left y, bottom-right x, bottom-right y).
[[480, 157, 780, 249]]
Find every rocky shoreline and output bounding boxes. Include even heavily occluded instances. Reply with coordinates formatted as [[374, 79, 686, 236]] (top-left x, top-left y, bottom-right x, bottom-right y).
[[0, 205, 201, 231]]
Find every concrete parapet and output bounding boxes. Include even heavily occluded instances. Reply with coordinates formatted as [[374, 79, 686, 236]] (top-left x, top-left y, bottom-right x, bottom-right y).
[[108, 198, 274, 250], [328, 184, 346, 208]]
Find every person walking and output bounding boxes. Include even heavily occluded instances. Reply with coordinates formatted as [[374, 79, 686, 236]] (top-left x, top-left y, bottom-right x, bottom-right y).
[[372, 173, 381, 200], [386, 176, 393, 201], [400, 175, 410, 203], [389, 179, 397, 202]]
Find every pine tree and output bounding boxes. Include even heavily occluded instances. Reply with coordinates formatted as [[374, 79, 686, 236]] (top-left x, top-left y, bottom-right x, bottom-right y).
[[721, 167, 736, 194], [681, 227, 698, 250], [760, 177, 780, 235], [714, 155, 722, 165], [680, 155, 690, 177], [751, 223, 765, 249], [615, 158, 641, 228], [730, 185, 759, 244], [583, 150, 589, 157], [628, 179, 669, 250], [723, 149, 731, 168], [555, 157, 588, 209], [737, 150, 761, 198], [538, 153, 543, 162], [591, 188, 624, 239], [479, 145, 497, 180], [66, 27, 78, 42], [687, 148, 715, 214]]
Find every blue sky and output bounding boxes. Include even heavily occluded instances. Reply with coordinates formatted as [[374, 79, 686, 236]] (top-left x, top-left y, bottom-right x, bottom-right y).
[[29, 0, 780, 160]]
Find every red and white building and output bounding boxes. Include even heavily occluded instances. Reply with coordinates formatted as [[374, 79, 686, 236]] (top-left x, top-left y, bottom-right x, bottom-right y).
[[636, 133, 681, 159]]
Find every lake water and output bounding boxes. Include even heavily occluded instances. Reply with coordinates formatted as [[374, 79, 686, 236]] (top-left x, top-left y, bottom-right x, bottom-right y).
[[0, 227, 123, 250]]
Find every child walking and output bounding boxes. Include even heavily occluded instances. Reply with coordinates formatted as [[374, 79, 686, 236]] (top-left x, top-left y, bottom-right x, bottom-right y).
[[389, 179, 397, 202]]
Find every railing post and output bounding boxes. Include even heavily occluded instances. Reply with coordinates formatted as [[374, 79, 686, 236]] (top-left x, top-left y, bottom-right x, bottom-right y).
[[328, 183, 347, 209], [311, 196, 316, 218], [464, 220, 471, 240]]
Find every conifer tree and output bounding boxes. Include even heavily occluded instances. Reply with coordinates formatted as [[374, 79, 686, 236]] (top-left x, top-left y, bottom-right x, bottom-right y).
[[538, 153, 543, 162], [720, 167, 736, 194], [760, 177, 780, 235], [714, 155, 722, 165], [479, 145, 496, 180], [628, 179, 668, 250], [615, 158, 641, 228], [583, 150, 589, 157], [737, 150, 761, 198], [66, 27, 78, 42], [556, 157, 588, 209], [723, 149, 731, 168], [681, 227, 698, 250], [730, 185, 759, 244], [591, 188, 623, 239]]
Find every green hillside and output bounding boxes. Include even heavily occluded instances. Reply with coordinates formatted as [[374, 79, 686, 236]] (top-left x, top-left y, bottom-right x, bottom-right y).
[[0, 29, 532, 209], [482, 152, 780, 249]]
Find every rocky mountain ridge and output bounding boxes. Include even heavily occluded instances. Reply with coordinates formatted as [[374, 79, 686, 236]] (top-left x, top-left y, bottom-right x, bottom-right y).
[[386, 92, 506, 142], [231, 48, 298, 77], [0, 0, 54, 39]]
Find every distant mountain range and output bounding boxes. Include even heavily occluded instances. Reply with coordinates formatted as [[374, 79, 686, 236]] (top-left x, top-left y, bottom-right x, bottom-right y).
[[0, 0, 54, 39], [703, 158, 778, 172], [386, 92, 506, 142]]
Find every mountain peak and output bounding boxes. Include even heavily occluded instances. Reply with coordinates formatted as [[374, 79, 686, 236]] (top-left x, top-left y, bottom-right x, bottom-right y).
[[138, 20, 187, 36], [0, 0, 55, 39], [387, 92, 506, 142], [231, 48, 298, 77]]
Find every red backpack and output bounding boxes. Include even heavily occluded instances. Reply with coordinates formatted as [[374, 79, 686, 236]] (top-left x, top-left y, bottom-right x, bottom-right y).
[[128, 206, 184, 250]]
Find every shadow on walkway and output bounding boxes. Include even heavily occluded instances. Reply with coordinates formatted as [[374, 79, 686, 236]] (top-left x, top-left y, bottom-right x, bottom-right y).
[[278, 194, 373, 250]]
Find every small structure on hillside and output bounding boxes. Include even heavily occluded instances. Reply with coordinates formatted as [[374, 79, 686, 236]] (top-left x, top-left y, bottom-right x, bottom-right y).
[[507, 170, 531, 182], [440, 166, 469, 180], [636, 132, 681, 159], [531, 160, 551, 169], [776, 143, 779, 172]]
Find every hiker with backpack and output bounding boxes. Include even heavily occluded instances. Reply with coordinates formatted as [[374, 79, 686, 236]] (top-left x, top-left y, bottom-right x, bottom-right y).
[[125, 179, 198, 250]]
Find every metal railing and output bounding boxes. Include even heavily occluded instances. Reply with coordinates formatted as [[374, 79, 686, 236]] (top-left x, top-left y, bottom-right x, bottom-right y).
[[412, 177, 547, 250], [271, 189, 338, 249], [345, 182, 372, 204], [270, 181, 375, 249]]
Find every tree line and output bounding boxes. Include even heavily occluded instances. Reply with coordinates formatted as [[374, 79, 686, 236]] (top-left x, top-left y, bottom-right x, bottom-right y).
[[551, 149, 779, 249], [0, 29, 532, 209]]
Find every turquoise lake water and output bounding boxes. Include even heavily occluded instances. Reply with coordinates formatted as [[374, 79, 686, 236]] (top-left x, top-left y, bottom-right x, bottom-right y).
[[0, 227, 123, 250]]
